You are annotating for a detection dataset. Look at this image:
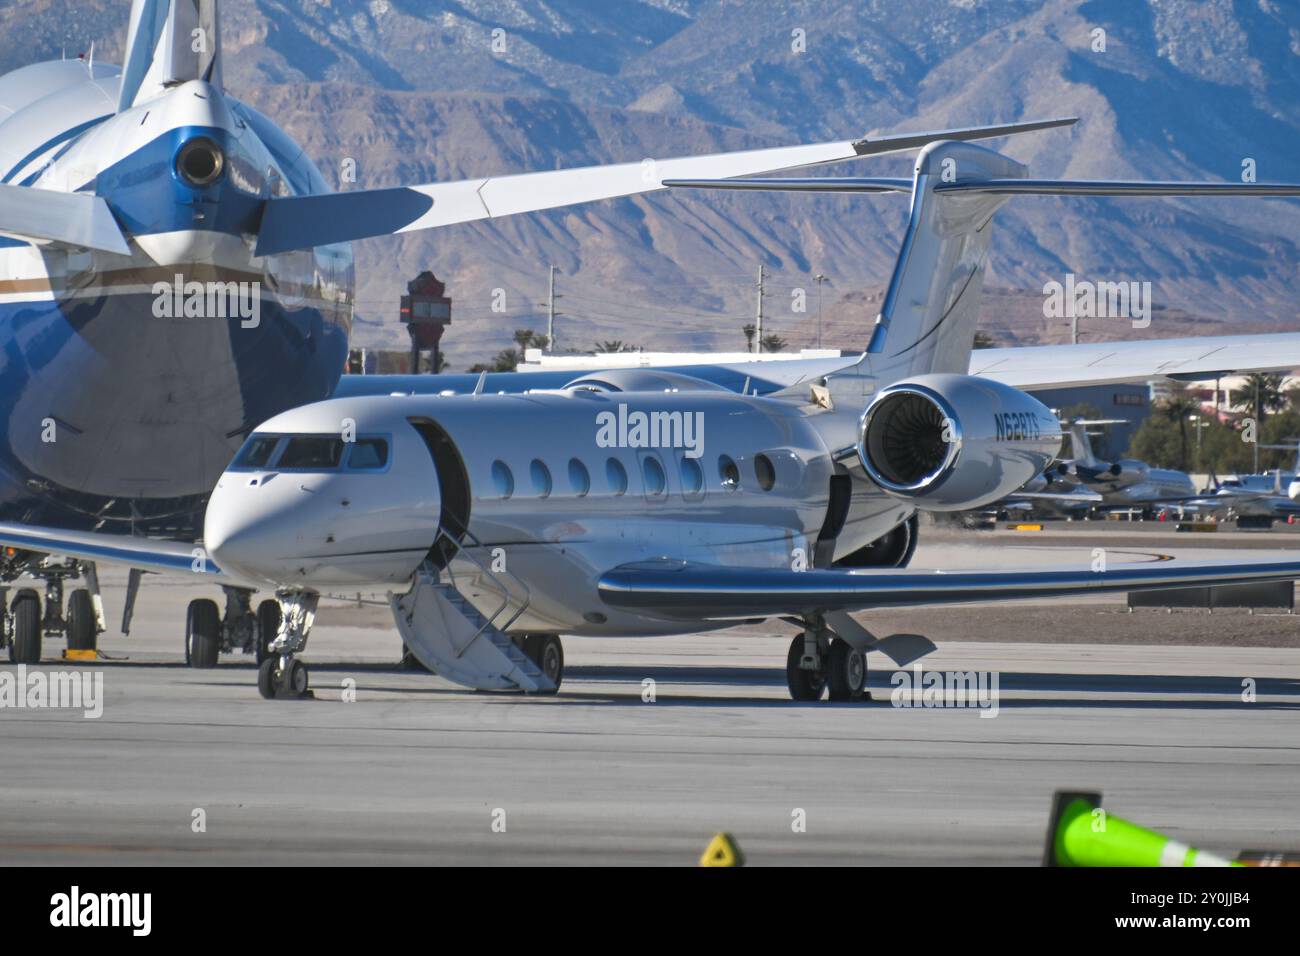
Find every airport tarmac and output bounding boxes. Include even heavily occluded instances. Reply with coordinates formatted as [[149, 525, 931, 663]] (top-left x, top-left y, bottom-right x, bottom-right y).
[[1, 527, 1297, 865]]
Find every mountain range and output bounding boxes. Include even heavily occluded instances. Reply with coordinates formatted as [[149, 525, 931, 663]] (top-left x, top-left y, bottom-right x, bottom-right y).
[[2, 0, 1298, 363]]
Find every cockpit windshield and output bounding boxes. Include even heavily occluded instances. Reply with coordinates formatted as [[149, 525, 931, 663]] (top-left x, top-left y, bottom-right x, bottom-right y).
[[234, 435, 280, 469], [279, 437, 345, 469], [230, 434, 390, 472]]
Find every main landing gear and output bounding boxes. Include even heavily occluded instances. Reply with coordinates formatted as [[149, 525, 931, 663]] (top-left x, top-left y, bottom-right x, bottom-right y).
[[513, 634, 564, 693], [255, 589, 318, 700], [0, 553, 104, 664], [183, 587, 282, 669], [785, 615, 870, 703]]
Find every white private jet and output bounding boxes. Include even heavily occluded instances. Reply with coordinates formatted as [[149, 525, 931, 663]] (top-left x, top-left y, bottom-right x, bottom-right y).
[[5, 136, 1300, 701], [0, 0, 1082, 659]]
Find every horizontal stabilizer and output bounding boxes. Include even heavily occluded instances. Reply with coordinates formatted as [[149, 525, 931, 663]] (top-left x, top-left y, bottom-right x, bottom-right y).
[[254, 117, 1076, 256], [666, 178, 1300, 199], [935, 180, 1300, 197], [663, 177, 912, 193], [0, 183, 130, 254]]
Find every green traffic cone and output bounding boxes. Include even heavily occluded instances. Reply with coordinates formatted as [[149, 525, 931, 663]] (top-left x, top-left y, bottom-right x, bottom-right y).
[[1044, 791, 1239, 867]]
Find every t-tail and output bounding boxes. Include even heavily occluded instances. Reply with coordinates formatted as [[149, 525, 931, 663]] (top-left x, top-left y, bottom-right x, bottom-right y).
[[664, 134, 1300, 385], [664, 133, 1300, 514], [119, 0, 222, 113]]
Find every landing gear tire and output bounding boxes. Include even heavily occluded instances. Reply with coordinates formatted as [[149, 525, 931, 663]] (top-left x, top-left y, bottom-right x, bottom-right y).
[[9, 588, 41, 664], [186, 598, 221, 669], [785, 634, 826, 701], [257, 657, 276, 698], [517, 634, 563, 693], [826, 638, 868, 702], [536, 635, 563, 692], [256, 599, 281, 665], [257, 656, 310, 700], [66, 588, 96, 652]]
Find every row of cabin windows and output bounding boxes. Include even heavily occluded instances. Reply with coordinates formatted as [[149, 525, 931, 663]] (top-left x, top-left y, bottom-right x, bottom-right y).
[[490, 452, 777, 500]]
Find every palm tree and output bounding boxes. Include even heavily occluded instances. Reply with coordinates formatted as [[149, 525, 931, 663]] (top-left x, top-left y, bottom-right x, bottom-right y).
[[760, 334, 788, 353], [1235, 372, 1288, 423], [1162, 383, 1201, 471], [595, 340, 639, 353], [513, 328, 548, 351]]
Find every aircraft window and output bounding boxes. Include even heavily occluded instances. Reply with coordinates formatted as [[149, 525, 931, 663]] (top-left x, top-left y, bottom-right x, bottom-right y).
[[491, 460, 514, 499], [754, 453, 776, 491], [643, 456, 667, 497], [718, 455, 740, 491], [606, 458, 628, 495], [347, 438, 389, 470], [568, 458, 591, 496], [278, 436, 345, 470], [234, 435, 281, 469], [680, 457, 704, 496], [530, 459, 552, 498]]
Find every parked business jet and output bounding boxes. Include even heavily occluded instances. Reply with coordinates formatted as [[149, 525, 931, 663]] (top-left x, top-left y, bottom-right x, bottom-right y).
[[1020, 419, 1198, 515], [0, 0, 1081, 659], [7, 136, 1300, 700], [1181, 443, 1300, 525]]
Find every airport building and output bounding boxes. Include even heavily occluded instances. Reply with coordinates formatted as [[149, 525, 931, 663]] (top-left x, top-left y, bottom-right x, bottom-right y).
[[1028, 383, 1151, 458]]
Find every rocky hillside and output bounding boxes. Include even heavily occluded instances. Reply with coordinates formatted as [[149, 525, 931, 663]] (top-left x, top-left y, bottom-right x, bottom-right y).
[[2, 0, 1297, 363]]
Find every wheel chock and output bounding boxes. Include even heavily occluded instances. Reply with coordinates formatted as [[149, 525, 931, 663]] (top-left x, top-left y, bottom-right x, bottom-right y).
[[699, 832, 745, 867]]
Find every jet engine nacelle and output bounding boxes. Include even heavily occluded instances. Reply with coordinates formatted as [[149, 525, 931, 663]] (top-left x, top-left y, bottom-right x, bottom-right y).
[[1091, 459, 1148, 489], [857, 374, 1062, 512]]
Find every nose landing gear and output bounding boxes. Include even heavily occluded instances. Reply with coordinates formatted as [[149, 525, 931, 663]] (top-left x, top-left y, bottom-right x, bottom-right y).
[[256, 589, 318, 700]]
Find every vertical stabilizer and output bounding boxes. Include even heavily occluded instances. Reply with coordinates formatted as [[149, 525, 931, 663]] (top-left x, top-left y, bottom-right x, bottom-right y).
[[1066, 421, 1099, 467], [118, 0, 222, 113], [862, 140, 1026, 381]]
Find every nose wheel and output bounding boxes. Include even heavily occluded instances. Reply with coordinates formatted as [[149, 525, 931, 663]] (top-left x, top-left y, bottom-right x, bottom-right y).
[[255, 589, 319, 700], [257, 656, 311, 700]]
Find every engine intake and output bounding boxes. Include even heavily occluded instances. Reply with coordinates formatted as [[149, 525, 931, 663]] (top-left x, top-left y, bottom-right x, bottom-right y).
[[858, 374, 1062, 511], [861, 386, 960, 490]]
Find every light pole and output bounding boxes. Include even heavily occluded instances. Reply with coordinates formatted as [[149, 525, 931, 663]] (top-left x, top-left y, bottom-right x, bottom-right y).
[[814, 274, 826, 348], [1188, 414, 1205, 471]]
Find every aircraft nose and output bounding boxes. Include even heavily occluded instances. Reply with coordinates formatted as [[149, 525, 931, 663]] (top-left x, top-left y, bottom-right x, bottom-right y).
[[204, 473, 306, 586], [204, 458, 443, 590]]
